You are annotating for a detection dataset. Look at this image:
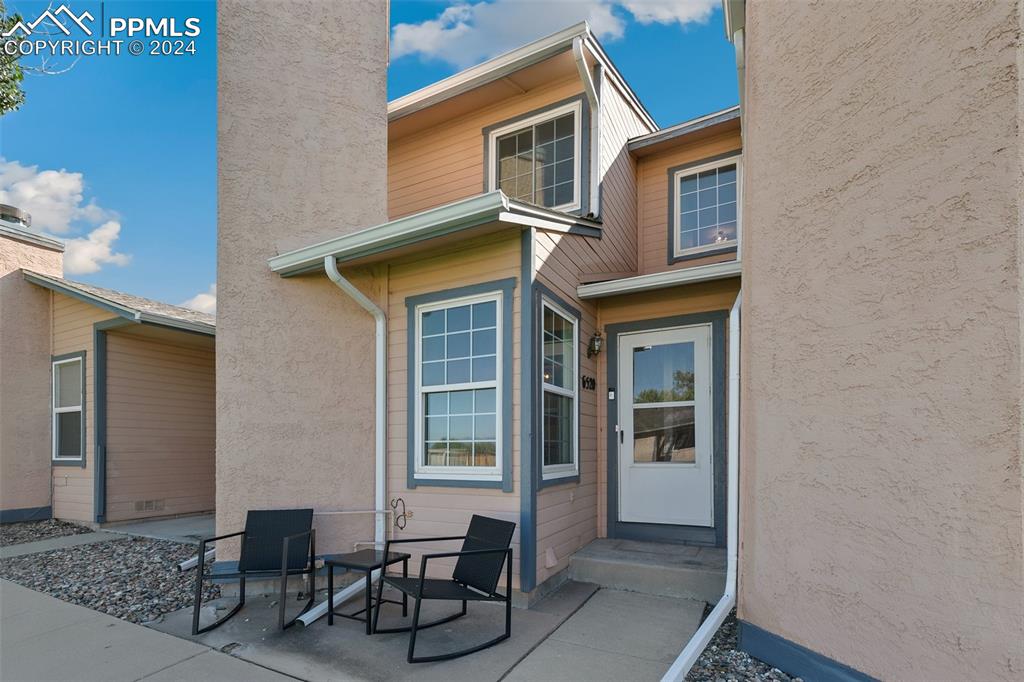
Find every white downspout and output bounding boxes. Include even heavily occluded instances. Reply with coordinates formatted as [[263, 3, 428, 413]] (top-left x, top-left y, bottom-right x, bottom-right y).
[[297, 255, 387, 627], [661, 289, 741, 681], [572, 36, 601, 217]]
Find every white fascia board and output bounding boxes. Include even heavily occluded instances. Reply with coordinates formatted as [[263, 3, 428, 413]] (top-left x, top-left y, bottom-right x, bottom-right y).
[[269, 192, 511, 277], [136, 312, 215, 336], [577, 260, 742, 299], [628, 106, 740, 151], [387, 23, 589, 121], [0, 221, 64, 251], [581, 35, 658, 132]]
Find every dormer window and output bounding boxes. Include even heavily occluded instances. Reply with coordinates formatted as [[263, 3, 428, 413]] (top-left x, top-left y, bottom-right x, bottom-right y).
[[487, 100, 582, 212], [672, 155, 741, 260]]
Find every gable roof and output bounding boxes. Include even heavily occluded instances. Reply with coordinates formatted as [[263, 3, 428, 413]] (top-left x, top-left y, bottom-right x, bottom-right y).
[[23, 271, 215, 336], [387, 22, 657, 132]]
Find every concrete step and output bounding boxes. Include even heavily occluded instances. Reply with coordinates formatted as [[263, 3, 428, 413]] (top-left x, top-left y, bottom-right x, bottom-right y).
[[567, 538, 725, 603]]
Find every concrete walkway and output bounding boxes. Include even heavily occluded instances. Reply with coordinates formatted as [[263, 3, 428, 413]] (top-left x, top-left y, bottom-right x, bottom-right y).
[[101, 513, 215, 545], [506, 588, 705, 681], [0, 531, 121, 559], [0, 579, 294, 682]]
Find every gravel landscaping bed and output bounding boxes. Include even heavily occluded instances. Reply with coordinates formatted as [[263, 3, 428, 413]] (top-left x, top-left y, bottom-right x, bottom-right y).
[[687, 610, 801, 682], [0, 519, 92, 547], [0, 535, 220, 623]]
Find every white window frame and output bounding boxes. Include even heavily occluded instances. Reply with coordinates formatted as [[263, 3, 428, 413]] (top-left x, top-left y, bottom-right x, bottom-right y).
[[672, 154, 742, 259], [52, 357, 84, 462], [413, 291, 504, 482], [487, 100, 583, 213], [540, 299, 579, 481]]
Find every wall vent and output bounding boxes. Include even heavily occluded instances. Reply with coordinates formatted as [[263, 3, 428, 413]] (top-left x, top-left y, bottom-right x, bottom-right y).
[[134, 499, 166, 513]]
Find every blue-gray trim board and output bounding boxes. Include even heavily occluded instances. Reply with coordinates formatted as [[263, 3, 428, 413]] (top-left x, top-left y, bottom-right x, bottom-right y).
[[739, 621, 879, 682], [50, 351, 87, 469], [605, 311, 728, 546], [666, 150, 742, 266], [404, 277, 517, 492], [481, 94, 593, 218], [0, 506, 52, 524], [533, 282, 582, 490], [519, 230, 537, 592]]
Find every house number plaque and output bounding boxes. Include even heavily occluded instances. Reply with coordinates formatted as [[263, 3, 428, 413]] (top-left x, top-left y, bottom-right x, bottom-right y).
[[580, 375, 596, 390]]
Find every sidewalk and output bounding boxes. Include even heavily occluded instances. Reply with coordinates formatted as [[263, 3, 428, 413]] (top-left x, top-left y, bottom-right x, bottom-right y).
[[0, 580, 294, 682]]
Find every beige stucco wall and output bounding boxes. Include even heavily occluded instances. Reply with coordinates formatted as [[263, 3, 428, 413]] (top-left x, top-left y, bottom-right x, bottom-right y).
[[739, 1, 1023, 680], [105, 327, 215, 522], [0, 235, 62, 517], [216, 1, 388, 558]]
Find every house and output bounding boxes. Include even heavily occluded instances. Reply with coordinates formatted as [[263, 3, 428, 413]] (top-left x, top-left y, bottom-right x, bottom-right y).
[[218, 2, 1022, 681], [0, 212, 216, 526]]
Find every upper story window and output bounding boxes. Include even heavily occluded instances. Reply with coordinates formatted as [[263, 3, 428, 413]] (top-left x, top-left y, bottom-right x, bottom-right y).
[[415, 292, 503, 481], [487, 100, 582, 212], [673, 155, 741, 259], [52, 356, 84, 462]]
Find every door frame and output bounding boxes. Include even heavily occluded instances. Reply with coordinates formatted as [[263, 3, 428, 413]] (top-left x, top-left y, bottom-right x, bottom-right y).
[[606, 310, 728, 546]]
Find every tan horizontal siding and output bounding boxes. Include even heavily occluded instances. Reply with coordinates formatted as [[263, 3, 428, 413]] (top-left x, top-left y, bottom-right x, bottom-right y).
[[595, 278, 740, 536], [533, 231, 601, 586], [50, 294, 121, 522], [637, 130, 742, 275], [385, 234, 525, 588], [388, 77, 584, 219], [104, 330, 215, 522]]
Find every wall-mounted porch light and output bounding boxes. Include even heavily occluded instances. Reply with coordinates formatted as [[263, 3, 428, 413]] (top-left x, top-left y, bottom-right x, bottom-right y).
[[587, 330, 603, 358]]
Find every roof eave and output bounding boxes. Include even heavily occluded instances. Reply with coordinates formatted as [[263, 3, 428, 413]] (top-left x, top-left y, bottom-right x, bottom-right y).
[[269, 191, 602, 278], [577, 260, 742, 299], [387, 22, 589, 122], [22, 271, 215, 336], [627, 106, 740, 153]]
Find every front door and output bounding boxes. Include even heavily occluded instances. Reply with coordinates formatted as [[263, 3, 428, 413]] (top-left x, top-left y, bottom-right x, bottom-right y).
[[617, 325, 713, 527]]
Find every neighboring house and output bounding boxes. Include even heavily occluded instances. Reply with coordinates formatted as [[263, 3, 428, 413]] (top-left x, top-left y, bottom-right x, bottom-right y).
[[0, 215, 216, 526], [219, 2, 1021, 681]]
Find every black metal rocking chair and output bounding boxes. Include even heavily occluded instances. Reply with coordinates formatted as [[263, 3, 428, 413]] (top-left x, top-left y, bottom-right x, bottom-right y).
[[371, 514, 516, 663], [192, 508, 316, 635]]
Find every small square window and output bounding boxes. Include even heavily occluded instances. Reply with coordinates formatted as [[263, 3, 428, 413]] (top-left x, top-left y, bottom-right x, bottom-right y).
[[674, 159, 740, 256], [493, 104, 580, 210]]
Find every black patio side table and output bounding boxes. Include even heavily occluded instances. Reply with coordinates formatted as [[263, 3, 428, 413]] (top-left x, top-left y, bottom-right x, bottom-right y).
[[326, 549, 410, 634]]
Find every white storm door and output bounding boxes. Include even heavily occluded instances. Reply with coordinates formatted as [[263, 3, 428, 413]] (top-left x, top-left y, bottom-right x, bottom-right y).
[[618, 325, 713, 526]]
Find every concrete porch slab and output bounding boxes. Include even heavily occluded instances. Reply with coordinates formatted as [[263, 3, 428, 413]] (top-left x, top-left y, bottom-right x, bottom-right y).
[[568, 538, 726, 603], [505, 588, 705, 681], [148, 580, 599, 681]]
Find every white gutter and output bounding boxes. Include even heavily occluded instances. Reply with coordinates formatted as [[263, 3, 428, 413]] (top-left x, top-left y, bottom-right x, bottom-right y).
[[573, 36, 601, 217], [296, 256, 388, 627], [662, 290, 741, 681], [577, 260, 741, 299]]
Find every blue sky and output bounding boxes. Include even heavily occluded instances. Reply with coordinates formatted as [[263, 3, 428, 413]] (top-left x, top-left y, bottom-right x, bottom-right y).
[[1, 0, 736, 311]]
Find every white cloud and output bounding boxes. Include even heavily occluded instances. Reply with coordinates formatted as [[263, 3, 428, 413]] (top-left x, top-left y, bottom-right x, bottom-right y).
[[390, 0, 717, 68], [64, 221, 131, 275], [0, 159, 114, 234], [0, 158, 132, 276], [619, 0, 717, 25], [181, 283, 216, 315]]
